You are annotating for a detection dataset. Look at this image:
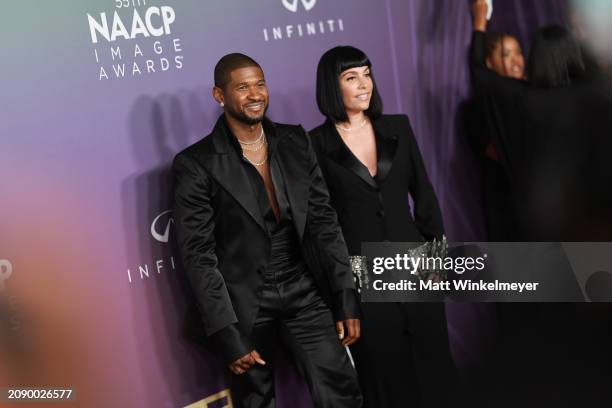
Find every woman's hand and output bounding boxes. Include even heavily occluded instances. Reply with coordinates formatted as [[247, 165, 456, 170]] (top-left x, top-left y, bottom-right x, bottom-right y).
[[472, 0, 489, 32]]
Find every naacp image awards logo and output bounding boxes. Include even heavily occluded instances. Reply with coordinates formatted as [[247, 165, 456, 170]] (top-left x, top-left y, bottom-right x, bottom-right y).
[[86, 0, 184, 81]]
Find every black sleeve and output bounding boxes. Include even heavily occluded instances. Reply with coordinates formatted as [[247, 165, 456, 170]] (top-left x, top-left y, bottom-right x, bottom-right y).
[[208, 325, 252, 365], [469, 30, 488, 73], [402, 115, 445, 241], [302, 127, 361, 320], [173, 153, 251, 364], [470, 31, 500, 92], [469, 30, 492, 94], [468, 31, 526, 178]]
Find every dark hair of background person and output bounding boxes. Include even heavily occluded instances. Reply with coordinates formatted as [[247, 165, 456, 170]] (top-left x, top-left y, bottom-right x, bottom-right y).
[[484, 32, 518, 59], [316, 46, 383, 122], [214, 53, 262, 89], [527, 25, 586, 88]]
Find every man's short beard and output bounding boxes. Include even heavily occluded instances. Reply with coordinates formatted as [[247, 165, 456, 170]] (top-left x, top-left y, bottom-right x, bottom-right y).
[[227, 105, 268, 125]]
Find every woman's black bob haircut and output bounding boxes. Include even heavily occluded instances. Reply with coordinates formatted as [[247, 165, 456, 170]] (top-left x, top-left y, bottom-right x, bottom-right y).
[[527, 25, 585, 88], [316, 46, 383, 123]]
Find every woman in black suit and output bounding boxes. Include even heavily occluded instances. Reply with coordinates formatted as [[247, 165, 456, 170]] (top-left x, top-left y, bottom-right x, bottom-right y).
[[309, 46, 456, 408]]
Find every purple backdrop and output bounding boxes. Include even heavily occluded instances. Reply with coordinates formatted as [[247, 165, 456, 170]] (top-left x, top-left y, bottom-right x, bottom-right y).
[[0, 1, 568, 406]]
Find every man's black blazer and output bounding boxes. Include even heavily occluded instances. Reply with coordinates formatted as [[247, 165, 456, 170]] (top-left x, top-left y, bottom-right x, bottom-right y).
[[173, 116, 358, 363]]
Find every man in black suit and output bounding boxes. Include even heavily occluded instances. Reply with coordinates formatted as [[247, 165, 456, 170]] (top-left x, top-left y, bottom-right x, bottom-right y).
[[173, 53, 362, 408]]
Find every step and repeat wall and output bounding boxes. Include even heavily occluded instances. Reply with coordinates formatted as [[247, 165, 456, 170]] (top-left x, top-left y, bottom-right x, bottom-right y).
[[1, 1, 566, 406]]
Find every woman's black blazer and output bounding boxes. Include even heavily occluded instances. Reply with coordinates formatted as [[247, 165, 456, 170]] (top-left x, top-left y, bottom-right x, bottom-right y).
[[309, 114, 444, 255]]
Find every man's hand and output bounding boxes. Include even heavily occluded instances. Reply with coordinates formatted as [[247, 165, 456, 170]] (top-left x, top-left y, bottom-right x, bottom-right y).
[[228, 350, 266, 375], [472, 0, 489, 32], [426, 272, 442, 284], [335, 318, 361, 347]]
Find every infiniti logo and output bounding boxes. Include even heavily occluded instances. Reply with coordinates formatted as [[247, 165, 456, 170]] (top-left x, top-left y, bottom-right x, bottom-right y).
[[264, 0, 342, 42], [282, 0, 317, 12], [0, 259, 13, 291], [151, 210, 174, 243]]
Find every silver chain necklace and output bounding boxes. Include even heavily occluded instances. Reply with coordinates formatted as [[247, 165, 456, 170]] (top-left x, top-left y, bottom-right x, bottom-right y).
[[335, 118, 367, 132], [237, 127, 264, 145], [241, 137, 267, 152], [243, 151, 268, 167], [242, 129, 268, 167]]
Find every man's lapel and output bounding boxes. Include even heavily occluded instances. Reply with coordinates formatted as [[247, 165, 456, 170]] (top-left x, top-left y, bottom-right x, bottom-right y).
[[274, 128, 309, 240], [201, 117, 267, 233]]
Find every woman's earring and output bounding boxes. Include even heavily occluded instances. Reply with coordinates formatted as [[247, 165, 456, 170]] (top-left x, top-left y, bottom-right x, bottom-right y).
[[220, 102, 224, 107]]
